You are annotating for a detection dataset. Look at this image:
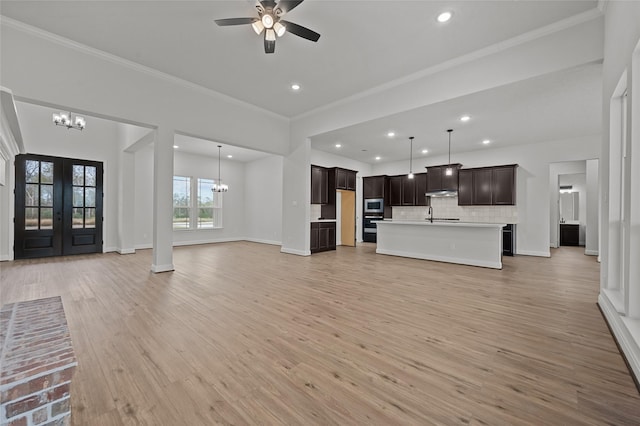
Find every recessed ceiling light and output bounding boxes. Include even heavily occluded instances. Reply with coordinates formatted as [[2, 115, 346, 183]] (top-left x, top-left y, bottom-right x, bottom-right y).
[[421, 149, 429, 154], [482, 139, 491, 145], [335, 143, 342, 148], [437, 11, 453, 23], [375, 156, 381, 160], [291, 83, 301, 91], [227, 154, 233, 158], [173, 145, 179, 149], [460, 115, 471, 122], [387, 131, 395, 138]]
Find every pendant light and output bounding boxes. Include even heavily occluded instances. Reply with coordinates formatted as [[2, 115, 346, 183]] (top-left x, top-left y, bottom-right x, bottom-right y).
[[445, 129, 454, 176], [408, 136, 415, 179], [213, 145, 229, 192]]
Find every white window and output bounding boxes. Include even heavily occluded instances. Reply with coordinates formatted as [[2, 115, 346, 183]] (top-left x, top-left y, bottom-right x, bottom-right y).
[[173, 176, 190, 229], [173, 176, 223, 230]]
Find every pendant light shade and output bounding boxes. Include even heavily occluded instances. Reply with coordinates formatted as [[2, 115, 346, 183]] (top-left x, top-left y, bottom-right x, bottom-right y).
[[213, 145, 229, 193], [408, 136, 414, 179], [445, 129, 453, 176]]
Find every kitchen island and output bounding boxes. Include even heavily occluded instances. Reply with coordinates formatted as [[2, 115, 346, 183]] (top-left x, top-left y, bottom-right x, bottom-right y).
[[376, 220, 506, 269]]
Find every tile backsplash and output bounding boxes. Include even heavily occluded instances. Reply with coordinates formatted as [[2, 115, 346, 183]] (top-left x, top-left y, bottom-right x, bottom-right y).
[[392, 197, 517, 224], [310, 204, 322, 220]]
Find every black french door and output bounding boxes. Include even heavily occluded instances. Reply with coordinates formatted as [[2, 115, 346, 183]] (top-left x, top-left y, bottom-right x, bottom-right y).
[[14, 154, 103, 259]]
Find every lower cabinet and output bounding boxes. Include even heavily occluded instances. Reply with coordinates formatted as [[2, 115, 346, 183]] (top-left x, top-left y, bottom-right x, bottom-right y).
[[311, 222, 337, 253], [503, 224, 516, 256]]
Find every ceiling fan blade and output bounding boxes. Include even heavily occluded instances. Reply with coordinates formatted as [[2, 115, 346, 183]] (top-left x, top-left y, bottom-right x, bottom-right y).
[[214, 17, 256, 26], [276, 0, 304, 15], [280, 20, 320, 42], [260, 0, 277, 9], [264, 35, 276, 54]]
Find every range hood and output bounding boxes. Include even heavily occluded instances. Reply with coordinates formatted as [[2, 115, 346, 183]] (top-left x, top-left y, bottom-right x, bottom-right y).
[[425, 190, 458, 198]]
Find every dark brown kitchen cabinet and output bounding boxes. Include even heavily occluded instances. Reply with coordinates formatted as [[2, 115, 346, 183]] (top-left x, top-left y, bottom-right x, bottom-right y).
[[335, 168, 357, 191], [414, 173, 429, 206], [388, 175, 403, 206], [473, 168, 493, 205], [310, 221, 336, 253], [311, 165, 328, 204], [363, 176, 387, 199], [492, 165, 516, 205], [457, 164, 517, 206], [402, 175, 416, 205], [457, 169, 473, 206], [426, 164, 462, 192]]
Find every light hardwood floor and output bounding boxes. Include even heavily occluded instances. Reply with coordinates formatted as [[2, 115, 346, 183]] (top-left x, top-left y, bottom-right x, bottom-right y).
[[1, 242, 639, 425]]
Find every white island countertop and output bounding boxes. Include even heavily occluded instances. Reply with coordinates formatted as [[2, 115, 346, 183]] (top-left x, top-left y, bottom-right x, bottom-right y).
[[376, 220, 506, 269]]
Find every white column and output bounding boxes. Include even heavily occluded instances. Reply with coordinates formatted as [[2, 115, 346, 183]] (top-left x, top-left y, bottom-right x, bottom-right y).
[[280, 138, 311, 256], [118, 150, 136, 254], [151, 127, 174, 272]]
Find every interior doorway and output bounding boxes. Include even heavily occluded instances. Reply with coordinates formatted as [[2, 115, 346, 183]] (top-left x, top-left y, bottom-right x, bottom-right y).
[[14, 154, 104, 259]]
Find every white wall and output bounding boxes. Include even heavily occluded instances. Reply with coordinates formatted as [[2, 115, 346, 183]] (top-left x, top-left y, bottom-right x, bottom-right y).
[[586, 158, 599, 255], [599, 1, 640, 382], [134, 145, 154, 248], [310, 149, 372, 243], [371, 135, 600, 257], [244, 155, 284, 245], [13, 101, 122, 252]]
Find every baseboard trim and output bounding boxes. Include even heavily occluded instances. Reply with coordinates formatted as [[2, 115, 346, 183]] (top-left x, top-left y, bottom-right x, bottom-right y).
[[598, 294, 640, 393], [585, 249, 599, 256], [0, 254, 13, 262], [104, 247, 118, 253], [245, 238, 282, 246], [118, 248, 136, 255], [173, 237, 242, 247], [135, 243, 153, 250], [516, 250, 551, 257], [151, 263, 174, 273], [280, 247, 311, 256]]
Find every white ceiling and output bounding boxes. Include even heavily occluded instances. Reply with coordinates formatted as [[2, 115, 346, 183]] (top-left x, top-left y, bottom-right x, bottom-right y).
[[1, 0, 597, 118], [310, 63, 602, 164], [1, 1, 602, 165]]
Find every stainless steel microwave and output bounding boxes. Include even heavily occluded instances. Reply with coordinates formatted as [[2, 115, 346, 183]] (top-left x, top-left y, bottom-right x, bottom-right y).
[[364, 198, 384, 214]]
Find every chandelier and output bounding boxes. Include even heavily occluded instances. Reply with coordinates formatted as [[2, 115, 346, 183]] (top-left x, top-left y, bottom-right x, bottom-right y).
[[52, 111, 85, 130], [213, 145, 229, 193]]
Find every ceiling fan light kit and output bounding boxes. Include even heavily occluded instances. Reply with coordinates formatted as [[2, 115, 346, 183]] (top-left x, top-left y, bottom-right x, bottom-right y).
[[215, 0, 320, 54]]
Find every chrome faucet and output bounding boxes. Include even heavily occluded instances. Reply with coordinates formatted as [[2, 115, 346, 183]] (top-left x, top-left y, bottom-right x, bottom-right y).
[[427, 206, 433, 223]]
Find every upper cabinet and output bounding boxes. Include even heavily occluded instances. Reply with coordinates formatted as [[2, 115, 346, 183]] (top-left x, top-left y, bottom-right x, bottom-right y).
[[335, 168, 357, 191], [388, 174, 426, 206], [414, 173, 429, 206], [492, 165, 517, 205], [458, 164, 517, 206], [363, 175, 387, 199], [311, 165, 328, 204], [426, 164, 462, 192]]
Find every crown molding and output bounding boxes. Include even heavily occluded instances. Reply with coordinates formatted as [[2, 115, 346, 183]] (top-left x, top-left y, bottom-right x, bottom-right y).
[[597, 0, 608, 14], [0, 16, 289, 123], [292, 7, 604, 122]]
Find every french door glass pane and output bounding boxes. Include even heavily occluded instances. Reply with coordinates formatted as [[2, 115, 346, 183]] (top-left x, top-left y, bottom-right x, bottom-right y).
[[85, 166, 96, 186], [40, 185, 53, 206], [25, 160, 39, 183], [25, 184, 39, 206], [85, 208, 96, 228], [73, 165, 84, 186], [73, 187, 84, 207], [25, 208, 38, 230], [85, 188, 96, 207], [41, 162, 54, 184], [72, 208, 84, 228], [40, 208, 53, 229]]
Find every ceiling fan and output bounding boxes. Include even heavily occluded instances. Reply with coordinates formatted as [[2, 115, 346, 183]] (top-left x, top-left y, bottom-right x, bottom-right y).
[[215, 0, 320, 54]]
